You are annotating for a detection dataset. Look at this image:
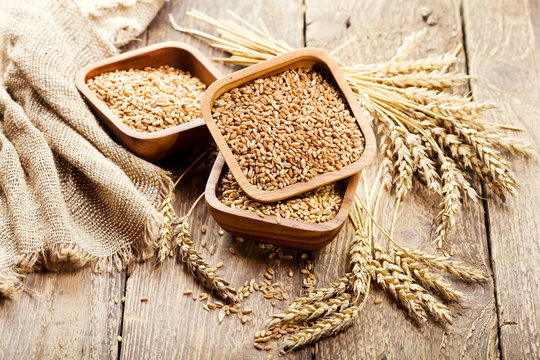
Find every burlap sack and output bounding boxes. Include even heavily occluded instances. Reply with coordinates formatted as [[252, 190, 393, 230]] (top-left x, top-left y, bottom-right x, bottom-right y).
[[0, 0, 171, 297]]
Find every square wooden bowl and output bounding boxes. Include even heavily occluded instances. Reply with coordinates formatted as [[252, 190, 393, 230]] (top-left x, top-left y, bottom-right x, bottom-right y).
[[205, 153, 359, 250], [75, 42, 221, 162], [201, 48, 375, 202]]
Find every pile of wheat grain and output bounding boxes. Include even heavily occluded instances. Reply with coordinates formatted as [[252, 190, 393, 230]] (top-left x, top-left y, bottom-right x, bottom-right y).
[[212, 67, 365, 191], [217, 169, 345, 223], [88, 65, 205, 132]]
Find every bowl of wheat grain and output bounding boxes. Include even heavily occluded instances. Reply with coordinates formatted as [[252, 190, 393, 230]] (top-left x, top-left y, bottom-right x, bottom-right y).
[[202, 48, 376, 202], [75, 42, 220, 161], [205, 153, 359, 250]]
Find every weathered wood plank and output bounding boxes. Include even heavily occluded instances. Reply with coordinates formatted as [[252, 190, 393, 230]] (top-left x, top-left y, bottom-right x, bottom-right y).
[[0, 267, 125, 359], [306, 0, 499, 358], [462, 0, 540, 358], [119, 2, 308, 359]]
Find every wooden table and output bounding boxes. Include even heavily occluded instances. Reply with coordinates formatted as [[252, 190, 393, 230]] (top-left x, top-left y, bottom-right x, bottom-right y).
[[1, 0, 539, 358]]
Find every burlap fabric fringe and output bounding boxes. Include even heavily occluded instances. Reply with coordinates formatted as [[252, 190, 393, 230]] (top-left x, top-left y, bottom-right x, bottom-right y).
[[0, 0, 172, 297]]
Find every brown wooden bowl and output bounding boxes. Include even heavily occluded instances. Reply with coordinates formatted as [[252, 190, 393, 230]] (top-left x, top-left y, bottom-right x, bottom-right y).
[[201, 47, 376, 202], [75, 42, 221, 162], [205, 153, 359, 250]]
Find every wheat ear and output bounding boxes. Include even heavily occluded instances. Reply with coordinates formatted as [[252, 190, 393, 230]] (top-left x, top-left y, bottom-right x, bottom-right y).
[[266, 293, 352, 330], [395, 252, 463, 301], [349, 229, 371, 298], [282, 305, 360, 352], [173, 194, 238, 303]]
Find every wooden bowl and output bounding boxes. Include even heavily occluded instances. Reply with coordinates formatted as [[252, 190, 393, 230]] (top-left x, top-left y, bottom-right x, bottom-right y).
[[201, 48, 375, 202], [75, 42, 221, 162], [205, 153, 359, 250]]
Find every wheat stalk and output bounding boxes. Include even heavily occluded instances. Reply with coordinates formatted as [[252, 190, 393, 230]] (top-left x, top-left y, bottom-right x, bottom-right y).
[[173, 194, 238, 303], [351, 53, 458, 76], [394, 247, 487, 282], [155, 150, 237, 302], [391, 28, 427, 62], [157, 195, 176, 263], [371, 246, 427, 321], [157, 149, 212, 263], [417, 288, 453, 324], [372, 246, 454, 324], [287, 275, 352, 309]]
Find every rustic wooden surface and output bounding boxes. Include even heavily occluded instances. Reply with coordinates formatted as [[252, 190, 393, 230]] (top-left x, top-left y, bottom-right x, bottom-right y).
[[462, 0, 540, 358], [1, 0, 539, 359], [306, 1, 499, 359]]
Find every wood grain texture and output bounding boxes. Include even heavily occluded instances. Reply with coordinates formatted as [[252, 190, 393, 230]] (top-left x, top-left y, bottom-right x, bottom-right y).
[[462, 0, 540, 358], [201, 48, 376, 202], [0, 266, 124, 359], [306, 0, 499, 358], [119, 1, 310, 359]]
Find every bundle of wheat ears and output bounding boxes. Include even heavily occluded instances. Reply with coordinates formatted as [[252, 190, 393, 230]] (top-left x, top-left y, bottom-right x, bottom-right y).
[[161, 10, 532, 353]]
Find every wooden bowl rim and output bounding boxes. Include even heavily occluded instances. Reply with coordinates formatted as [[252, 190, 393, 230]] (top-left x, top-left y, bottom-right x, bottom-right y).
[[74, 41, 221, 140], [205, 153, 359, 235], [201, 47, 376, 203]]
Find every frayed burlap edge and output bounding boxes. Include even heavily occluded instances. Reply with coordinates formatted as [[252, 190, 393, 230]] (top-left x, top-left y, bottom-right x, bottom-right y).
[[0, 170, 174, 298]]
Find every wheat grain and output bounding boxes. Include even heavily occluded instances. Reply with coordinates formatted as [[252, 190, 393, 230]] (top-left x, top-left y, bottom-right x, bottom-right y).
[[87, 65, 205, 133], [212, 67, 365, 191], [217, 170, 345, 224]]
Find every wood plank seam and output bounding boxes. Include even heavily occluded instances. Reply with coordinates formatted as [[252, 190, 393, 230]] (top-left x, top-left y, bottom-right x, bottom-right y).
[[461, 0, 540, 357], [459, 2, 503, 358]]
